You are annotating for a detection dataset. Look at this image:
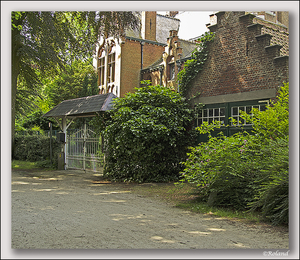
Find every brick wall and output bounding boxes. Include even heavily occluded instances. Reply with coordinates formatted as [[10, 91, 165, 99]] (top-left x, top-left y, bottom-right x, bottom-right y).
[[254, 17, 289, 56], [120, 40, 141, 97], [120, 38, 165, 97], [188, 11, 289, 103]]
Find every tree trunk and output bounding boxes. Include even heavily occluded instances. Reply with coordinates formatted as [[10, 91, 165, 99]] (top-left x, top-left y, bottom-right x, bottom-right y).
[[11, 22, 22, 159]]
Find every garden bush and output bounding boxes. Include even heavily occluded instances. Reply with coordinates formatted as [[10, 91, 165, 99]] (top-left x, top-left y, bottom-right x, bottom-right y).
[[14, 133, 61, 168], [248, 136, 289, 225], [103, 84, 196, 183], [180, 131, 262, 210], [180, 83, 289, 225]]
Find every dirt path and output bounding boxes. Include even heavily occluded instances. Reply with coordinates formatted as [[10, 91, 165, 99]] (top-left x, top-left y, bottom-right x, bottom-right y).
[[11, 169, 289, 250]]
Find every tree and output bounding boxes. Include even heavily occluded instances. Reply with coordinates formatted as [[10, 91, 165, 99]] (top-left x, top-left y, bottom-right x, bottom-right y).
[[103, 84, 196, 183], [42, 59, 98, 108], [11, 11, 139, 156]]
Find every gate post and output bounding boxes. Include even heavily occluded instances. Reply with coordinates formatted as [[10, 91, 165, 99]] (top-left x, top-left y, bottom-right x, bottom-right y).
[[83, 120, 86, 172], [62, 116, 67, 170]]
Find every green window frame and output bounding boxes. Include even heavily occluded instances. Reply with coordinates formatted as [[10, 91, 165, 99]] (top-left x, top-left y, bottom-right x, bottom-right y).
[[231, 103, 267, 126], [195, 107, 226, 127], [195, 99, 269, 143]]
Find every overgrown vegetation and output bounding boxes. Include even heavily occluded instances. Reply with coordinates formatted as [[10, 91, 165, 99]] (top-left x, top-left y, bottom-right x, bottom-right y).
[[13, 134, 61, 169], [177, 31, 215, 97], [180, 83, 289, 226], [103, 84, 196, 183], [11, 11, 139, 157]]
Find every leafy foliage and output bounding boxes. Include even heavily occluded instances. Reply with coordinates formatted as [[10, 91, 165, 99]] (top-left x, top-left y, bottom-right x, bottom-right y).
[[181, 132, 261, 210], [249, 136, 289, 225], [11, 11, 139, 156], [15, 58, 99, 133], [103, 85, 196, 183], [240, 82, 289, 141], [14, 133, 61, 168], [17, 110, 57, 131], [177, 31, 215, 97], [180, 83, 289, 225], [42, 59, 98, 108]]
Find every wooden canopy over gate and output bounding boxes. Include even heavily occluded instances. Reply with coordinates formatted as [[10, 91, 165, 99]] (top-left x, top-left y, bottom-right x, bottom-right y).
[[43, 93, 117, 119], [43, 93, 117, 170]]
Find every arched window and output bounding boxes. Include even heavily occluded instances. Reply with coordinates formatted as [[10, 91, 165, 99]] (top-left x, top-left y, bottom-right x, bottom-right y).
[[99, 87, 105, 94], [97, 47, 105, 87], [108, 53, 115, 83]]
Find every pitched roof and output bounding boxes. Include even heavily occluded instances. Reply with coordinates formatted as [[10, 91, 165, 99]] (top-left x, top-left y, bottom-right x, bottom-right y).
[[179, 39, 198, 59], [124, 12, 181, 45], [43, 93, 117, 118], [142, 39, 197, 72]]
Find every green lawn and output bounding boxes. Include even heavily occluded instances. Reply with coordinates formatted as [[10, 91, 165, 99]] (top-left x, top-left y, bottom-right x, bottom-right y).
[[11, 160, 38, 170], [11, 160, 54, 171]]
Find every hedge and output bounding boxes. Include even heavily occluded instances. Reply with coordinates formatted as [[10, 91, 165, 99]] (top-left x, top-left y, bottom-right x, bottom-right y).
[[13, 133, 61, 168]]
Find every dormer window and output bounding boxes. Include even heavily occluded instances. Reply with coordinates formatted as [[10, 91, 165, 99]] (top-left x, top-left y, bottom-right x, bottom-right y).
[[98, 57, 105, 86]]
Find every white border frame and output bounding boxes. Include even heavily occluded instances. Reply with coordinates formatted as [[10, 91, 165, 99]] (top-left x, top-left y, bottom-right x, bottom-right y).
[[2, 1, 299, 259]]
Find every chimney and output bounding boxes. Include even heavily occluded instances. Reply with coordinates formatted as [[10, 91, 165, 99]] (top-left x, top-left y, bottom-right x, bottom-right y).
[[167, 11, 179, 18], [142, 11, 157, 41]]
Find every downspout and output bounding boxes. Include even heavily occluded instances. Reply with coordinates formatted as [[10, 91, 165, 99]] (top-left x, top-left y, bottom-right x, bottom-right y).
[[176, 60, 181, 93], [140, 41, 144, 69], [140, 41, 145, 87]]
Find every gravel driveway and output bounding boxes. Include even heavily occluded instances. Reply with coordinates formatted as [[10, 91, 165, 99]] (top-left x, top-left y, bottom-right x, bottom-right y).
[[11, 169, 289, 250]]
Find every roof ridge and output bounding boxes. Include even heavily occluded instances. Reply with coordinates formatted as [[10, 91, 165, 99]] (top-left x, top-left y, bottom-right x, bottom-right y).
[[60, 93, 110, 103], [178, 38, 199, 44], [156, 13, 180, 21]]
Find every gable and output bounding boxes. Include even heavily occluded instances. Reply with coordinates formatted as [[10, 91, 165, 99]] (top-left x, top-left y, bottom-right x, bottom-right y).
[[188, 11, 289, 106]]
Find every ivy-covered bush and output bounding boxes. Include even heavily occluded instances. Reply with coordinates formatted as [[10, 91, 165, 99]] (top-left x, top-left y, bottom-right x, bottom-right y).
[[14, 133, 61, 168], [180, 83, 289, 225], [103, 85, 196, 183]]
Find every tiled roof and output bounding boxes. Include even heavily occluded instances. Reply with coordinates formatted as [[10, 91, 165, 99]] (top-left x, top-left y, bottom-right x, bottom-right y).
[[142, 58, 164, 71], [142, 39, 197, 72], [125, 36, 166, 46], [43, 93, 117, 118]]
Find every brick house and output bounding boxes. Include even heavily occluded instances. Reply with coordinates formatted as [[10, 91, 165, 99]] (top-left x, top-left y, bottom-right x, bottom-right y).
[[184, 11, 289, 140], [93, 11, 180, 97], [93, 11, 289, 140], [141, 11, 289, 141]]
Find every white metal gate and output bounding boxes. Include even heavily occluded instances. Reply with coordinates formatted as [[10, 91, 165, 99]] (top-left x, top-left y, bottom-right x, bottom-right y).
[[66, 123, 103, 172]]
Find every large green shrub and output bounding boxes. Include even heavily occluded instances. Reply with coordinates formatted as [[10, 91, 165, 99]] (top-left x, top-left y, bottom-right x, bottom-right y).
[[241, 82, 289, 141], [14, 133, 61, 168], [180, 83, 289, 225], [181, 131, 261, 210], [103, 85, 196, 183], [249, 136, 289, 225]]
